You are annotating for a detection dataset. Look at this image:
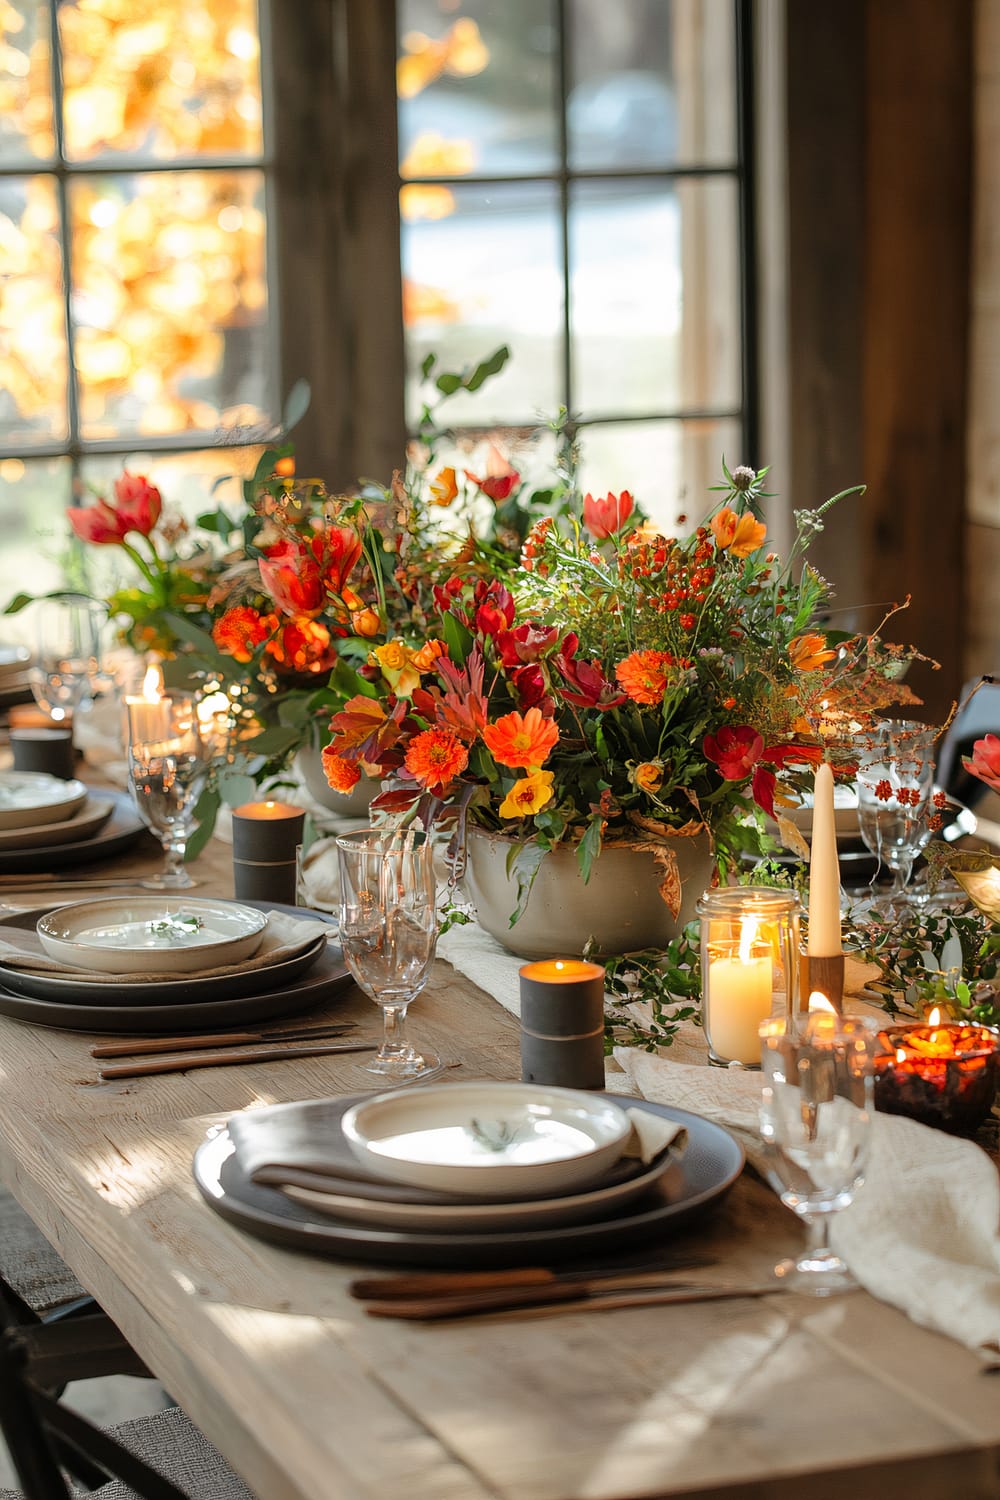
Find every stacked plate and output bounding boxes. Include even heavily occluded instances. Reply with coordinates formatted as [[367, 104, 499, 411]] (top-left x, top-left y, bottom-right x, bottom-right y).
[[0, 645, 33, 711], [0, 898, 353, 1033], [195, 1091, 745, 1268], [0, 776, 150, 873]]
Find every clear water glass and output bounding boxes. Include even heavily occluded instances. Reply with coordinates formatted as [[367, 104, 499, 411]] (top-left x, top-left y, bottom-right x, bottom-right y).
[[855, 718, 937, 914], [336, 829, 440, 1079], [759, 1015, 875, 1296], [126, 693, 207, 891], [28, 595, 104, 724]]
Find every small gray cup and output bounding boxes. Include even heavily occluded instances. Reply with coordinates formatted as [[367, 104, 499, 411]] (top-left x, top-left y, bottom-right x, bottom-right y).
[[10, 728, 76, 780]]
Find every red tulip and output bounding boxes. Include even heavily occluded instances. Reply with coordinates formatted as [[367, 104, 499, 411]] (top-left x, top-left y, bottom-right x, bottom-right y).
[[583, 490, 634, 540], [964, 734, 1000, 793], [259, 540, 325, 615], [67, 498, 129, 546], [703, 725, 764, 780], [112, 473, 162, 536]]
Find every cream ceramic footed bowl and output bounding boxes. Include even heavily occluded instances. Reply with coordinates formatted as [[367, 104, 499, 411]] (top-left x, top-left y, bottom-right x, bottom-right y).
[[341, 1082, 632, 1200]]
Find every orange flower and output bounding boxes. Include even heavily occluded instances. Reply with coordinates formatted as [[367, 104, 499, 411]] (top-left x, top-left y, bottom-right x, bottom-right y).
[[482, 707, 559, 769], [499, 769, 555, 818], [411, 638, 447, 672], [351, 607, 381, 638], [632, 761, 664, 794], [615, 650, 673, 706], [212, 606, 269, 663], [265, 616, 337, 674], [711, 507, 767, 559], [404, 727, 469, 792], [321, 747, 361, 794], [371, 639, 421, 697], [788, 632, 837, 673], [429, 467, 458, 506]]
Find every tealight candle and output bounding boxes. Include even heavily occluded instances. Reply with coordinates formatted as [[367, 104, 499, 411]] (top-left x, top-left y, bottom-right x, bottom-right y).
[[519, 959, 606, 1089], [231, 801, 307, 905], [874, 1008, 1000, 1133]]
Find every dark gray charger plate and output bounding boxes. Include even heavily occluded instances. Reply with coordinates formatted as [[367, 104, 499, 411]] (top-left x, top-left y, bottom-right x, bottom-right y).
[[0, 788, 152, 873], [192, 1097, 744, 1269], [0, 902, 354, 1033]]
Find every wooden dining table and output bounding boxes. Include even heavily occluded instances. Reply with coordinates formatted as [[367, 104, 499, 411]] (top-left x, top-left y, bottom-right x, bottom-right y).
[[0, 807, 999, 1500]]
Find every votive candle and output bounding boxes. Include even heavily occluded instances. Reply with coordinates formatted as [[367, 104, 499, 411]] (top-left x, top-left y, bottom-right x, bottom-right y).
[[519, 959, 606, 1090]]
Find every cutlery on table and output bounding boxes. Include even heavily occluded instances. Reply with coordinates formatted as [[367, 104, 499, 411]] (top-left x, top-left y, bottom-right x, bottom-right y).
[[90, 1022, 358, 1058], [98, 1039, 379, 1081], [352, 1279, 778, 1321], [348, 1258, 717, 1301]]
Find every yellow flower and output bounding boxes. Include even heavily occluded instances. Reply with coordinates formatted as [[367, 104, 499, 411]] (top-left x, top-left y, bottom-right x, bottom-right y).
[[370, 639, 420, 697], [632, 761, 664, 794], [498, 769, 555, 819]]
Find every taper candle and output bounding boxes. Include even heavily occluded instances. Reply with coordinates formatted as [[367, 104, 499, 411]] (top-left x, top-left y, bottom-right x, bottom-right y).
[[806, 760, 844, 1009]]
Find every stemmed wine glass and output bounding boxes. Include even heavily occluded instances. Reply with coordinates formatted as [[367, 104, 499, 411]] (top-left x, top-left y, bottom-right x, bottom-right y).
[[759, 1015, 875, 1296], [855, 718, 937, 915], [28, 595, 104, 725], [335, 829, 441, 1079], [125, 692, 208, 890]]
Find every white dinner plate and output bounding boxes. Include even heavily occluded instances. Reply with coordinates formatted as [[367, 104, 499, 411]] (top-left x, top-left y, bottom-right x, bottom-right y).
[[0, 773, 88, 830], [341, 1083, 633, 1200], [37, 897, 269, 974], [0, 796, 115, 852], [281, 1147, 680, 1233]]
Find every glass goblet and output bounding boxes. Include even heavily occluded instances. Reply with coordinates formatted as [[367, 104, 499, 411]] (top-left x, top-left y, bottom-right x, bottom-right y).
[[335, 829, 440, 1079], [28, 595, 104, 725], [855, 718, 937, 915], [759, 1015, 875, 1296], [126, 693, 207, 891]]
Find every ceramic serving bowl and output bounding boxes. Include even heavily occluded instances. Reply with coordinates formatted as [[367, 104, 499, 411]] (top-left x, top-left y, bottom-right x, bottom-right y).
[[37, 897, 268, 974], [0, 773, 87, 831], [341, 1082, 633, 1200]]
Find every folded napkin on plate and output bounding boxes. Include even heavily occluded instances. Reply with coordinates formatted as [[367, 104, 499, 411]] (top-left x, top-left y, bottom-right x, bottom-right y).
[[229, 1095, 685, 1206], [613, 1044, 1000, 1355], [0, 909, 326, 983]]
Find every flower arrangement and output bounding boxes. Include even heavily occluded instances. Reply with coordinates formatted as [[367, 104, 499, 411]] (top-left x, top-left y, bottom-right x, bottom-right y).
[[321, 462, 926, 912]]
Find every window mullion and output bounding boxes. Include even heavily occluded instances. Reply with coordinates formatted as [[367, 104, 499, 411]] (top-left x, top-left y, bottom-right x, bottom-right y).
[[46, 0, 80, 474]]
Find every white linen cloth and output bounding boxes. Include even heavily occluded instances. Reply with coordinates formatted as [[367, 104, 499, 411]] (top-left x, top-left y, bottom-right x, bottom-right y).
[[0, 908, 325, 983], [433, 915, 1000, 1356]]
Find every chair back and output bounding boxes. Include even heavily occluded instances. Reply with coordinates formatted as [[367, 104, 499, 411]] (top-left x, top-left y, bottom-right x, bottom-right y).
[[937, 677, 1000, 805], [0, 1288, 188, 1499]]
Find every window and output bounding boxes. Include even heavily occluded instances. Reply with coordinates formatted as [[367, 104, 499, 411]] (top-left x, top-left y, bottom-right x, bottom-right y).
[[396, 0, 753, 525], [0, 0, 273, 601]]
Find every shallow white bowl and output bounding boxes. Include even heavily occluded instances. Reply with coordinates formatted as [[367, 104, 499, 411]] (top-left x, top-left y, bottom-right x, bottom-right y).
[[341, 1082, 632, 1200], [0, 773, 87, 831], [37, 898, 268, 974]]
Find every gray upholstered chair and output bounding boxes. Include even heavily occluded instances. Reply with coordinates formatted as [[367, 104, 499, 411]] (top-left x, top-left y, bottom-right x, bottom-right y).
[[0, 1288, 256, 1499], [0, 1189, 148, 1390]]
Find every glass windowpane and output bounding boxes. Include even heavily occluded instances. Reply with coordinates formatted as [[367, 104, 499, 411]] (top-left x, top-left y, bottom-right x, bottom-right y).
[[567, 0, 735, 170], [58, 0, 263, 163], [0, 174, 68, 447], [397, 0, 558, 178], [0, 456, 73, 618], [68, 169, 272, 442], [0, 0, 54, 165], [402, 180, 563, 427], [576, 417, 742, 532]]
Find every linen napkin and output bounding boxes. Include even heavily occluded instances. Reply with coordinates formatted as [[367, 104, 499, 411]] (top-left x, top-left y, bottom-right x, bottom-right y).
[[0, 908, 327, 984], [613, 1044, 1000, 1355], [229, 1094, 685, 1206]]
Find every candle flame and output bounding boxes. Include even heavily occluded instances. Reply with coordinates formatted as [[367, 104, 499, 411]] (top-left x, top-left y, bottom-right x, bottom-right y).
[[896, 1047, 908, 1064], [927, 1005, 943, 1026], [738, 916, 759, 964], [808, 991, 837, 1014], [141, 664, 164, 700]]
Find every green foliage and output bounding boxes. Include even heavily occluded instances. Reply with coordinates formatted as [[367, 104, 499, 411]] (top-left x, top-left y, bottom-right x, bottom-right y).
[[602, 921, 703, 1051]]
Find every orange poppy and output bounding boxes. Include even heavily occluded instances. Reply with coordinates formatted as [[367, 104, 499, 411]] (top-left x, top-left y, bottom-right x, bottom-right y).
[[482, 707, 559, 769], [711, 507, 767, 559], [429, 467, 459, 506], [788, 632, 837, 672]]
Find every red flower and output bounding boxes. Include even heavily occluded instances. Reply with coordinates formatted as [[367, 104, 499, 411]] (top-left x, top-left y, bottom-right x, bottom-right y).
[[555, 634, 626, 710], [964, 734, 1000, 794], [112, 473, 162, 536], [495, 622, 559, 667], [703, 725, 765, 780], [260, 539, 324, 615], [212, 605, 270, 664], [510, 663, 550, 709], [464, 468, 520, 502], [67, 498, 129, 546], [583, 490, 635, 540]]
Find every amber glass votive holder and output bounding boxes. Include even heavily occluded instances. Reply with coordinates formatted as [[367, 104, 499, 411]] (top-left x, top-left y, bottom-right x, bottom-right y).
[[874, 1021, 1000, 1134]]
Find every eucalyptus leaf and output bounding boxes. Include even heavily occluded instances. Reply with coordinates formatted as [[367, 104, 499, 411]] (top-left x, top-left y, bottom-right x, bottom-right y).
[[282, 378, 311, 434], [184, 786, 221, 861], [217, 772, 259, 808]]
